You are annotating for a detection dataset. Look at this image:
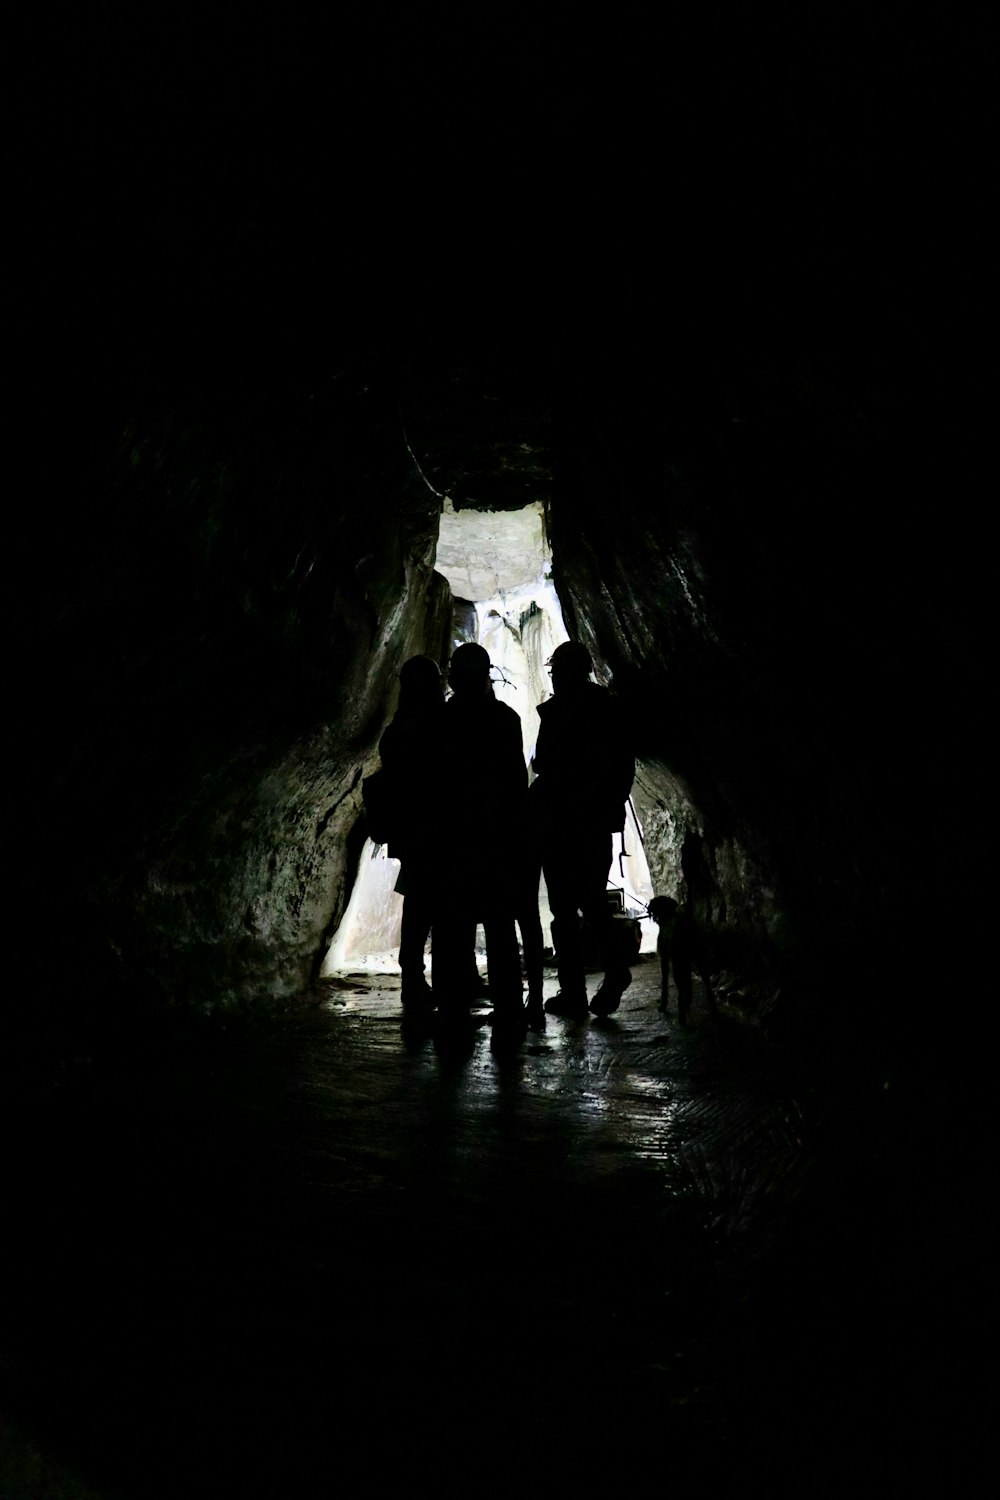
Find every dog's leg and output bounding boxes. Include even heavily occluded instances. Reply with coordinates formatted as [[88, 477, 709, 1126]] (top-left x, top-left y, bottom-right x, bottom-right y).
[[657, 936, 670, 1011], [675, 954, 693, 1027]]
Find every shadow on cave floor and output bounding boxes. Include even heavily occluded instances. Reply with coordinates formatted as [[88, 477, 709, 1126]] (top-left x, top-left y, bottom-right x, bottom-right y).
[[0, 962, 986, 1498]]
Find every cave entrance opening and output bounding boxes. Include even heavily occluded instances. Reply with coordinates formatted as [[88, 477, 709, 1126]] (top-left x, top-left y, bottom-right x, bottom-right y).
[[321, 499, 655, 977]]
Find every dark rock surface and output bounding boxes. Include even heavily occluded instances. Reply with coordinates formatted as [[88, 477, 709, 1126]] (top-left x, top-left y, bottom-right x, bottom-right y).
[[8, 7, 986, 1032], [3, 7, 990, 1494]]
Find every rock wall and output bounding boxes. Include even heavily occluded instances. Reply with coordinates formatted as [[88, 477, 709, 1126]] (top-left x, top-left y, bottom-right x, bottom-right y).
[[8, 290, 980, 1058], [10, 316, 978, 1053], [6, 4, 982, 1057], [14, 370, 452, 1022], [550, 336, 976, 1016]]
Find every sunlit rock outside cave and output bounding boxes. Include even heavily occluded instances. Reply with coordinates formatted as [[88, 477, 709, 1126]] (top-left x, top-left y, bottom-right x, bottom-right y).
[[323, 499, 655, 975]]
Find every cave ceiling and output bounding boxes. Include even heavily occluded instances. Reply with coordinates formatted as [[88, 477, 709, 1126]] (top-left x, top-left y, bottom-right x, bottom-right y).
[[395, 363, 553, 514]]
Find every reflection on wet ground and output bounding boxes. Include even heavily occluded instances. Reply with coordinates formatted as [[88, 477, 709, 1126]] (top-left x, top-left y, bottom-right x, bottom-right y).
[[1, 962, 984, 1496]]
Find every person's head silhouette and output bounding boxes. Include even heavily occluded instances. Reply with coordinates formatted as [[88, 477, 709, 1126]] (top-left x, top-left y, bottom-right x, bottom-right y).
[[398, 655, 444, 710], [548, 640, 593, 695], [448, 642, 493, 699]]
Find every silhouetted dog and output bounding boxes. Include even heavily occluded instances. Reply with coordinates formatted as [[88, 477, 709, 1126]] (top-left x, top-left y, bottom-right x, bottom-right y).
[[647, 896, 717, 1026]]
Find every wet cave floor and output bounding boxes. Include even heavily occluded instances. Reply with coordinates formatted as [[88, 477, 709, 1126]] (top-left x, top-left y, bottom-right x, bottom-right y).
[[0, 961, 986, 1497]]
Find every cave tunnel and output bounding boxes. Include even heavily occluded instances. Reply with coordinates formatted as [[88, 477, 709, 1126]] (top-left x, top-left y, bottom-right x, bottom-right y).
[[2, 8, 989, 1498], [325, 495, 659, 975]]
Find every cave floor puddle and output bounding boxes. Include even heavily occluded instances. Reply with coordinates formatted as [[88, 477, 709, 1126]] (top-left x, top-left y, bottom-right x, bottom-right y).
[[1, 960, 977, 1497]]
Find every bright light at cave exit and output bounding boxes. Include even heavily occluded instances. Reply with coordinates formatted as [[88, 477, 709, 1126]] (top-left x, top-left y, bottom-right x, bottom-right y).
[[322, 499, 656, 974]]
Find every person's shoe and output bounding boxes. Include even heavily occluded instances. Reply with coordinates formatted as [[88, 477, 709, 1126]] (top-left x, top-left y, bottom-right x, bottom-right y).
[[401, 975, 435, 1014], [436, 996, 474, 1029], [589, 972, 632, 1017], [490, 1002, 529, 1051], [526, 994, 545, 1029], [460, 971, 490, 1002], [544, 990, 589, 1018]]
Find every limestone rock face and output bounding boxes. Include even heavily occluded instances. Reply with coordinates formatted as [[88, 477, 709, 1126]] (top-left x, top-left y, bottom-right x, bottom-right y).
[[548, 343, 976, 1003], [10, 310, 979, 1046], [6, 6, 982, 1041], [8, 337, 977, 1042], [15, 374, 453, 1012]]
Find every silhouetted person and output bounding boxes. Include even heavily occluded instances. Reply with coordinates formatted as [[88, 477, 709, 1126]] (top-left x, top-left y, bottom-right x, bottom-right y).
[[434, 643, 527, 1043], [378, 655, 446, 1015], [532, 641, 635, 1017], [516, 808, 546, 1027], [648, 895, 717, 1027]]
